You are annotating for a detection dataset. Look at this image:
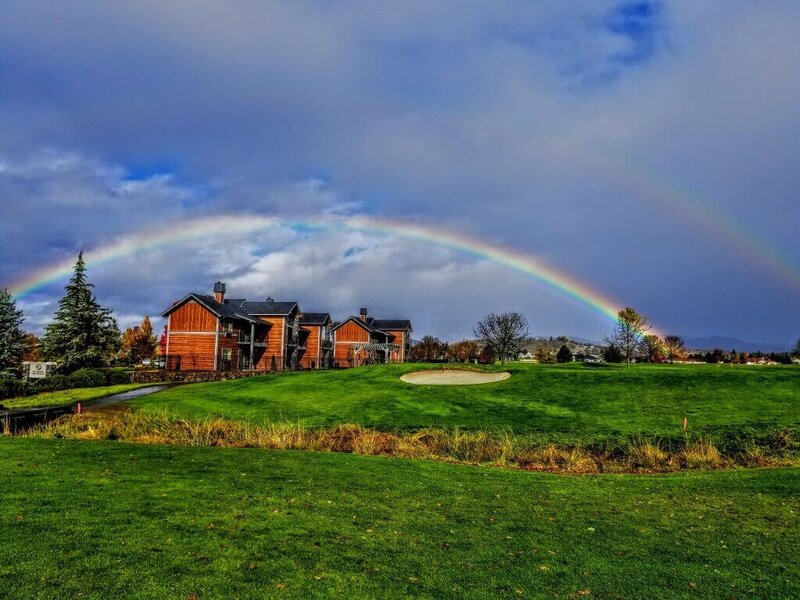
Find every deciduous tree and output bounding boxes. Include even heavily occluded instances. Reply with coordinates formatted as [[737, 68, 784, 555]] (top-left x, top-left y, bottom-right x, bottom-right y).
[[473, 312, 530, 366], [410, 336, 449, 361], [534, 346, 555, 363], [664, 335, 687, 361], [604, 307, 651, 366], [43, 252, 120, 373], [641, 335, 667, 363], [449, 340, 480, 363], [120, 316, 158, 364], [22, 332, 42, 362]]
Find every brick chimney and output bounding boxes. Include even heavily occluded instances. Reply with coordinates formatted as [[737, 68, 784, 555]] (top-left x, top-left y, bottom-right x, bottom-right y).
[[359, 307, 368, 322], [214, 281, 226, 303]]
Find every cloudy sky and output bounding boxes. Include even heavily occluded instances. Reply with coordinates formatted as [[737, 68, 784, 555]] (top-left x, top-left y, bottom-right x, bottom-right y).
[[1, 1, 798, 345]]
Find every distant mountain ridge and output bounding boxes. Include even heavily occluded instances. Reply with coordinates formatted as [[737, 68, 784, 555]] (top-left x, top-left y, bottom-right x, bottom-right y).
[[683, 336, 792, 353]]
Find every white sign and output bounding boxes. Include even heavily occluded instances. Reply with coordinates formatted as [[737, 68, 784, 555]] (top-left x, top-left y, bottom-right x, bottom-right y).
[[27, 362, 56, 379]]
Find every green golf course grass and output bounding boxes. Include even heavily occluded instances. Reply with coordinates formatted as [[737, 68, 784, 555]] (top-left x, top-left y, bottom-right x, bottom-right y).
[[1, 437, 798, 599], [130, 363, 800, 440], [1, 383, 148, 410]]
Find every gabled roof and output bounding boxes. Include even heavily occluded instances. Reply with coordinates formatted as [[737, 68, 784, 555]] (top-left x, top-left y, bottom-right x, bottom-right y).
[[302, 312, 332, 325], [240, 301, 299, 316], [370, 319, 412, 331], [331, 316, 387, 337], [161, 293, 259, 323]]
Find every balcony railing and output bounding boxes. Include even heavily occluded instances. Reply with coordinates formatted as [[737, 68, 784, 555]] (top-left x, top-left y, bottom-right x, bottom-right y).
[[237, 333, 267, 346]]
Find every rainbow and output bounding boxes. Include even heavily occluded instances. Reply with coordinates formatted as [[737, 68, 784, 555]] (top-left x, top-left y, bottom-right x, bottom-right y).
[[5, 214, 656, 333], [584, 155, 800, 292]]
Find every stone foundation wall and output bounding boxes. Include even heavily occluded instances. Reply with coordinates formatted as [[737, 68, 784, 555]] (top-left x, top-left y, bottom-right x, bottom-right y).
[[131, 370, 276, 384]]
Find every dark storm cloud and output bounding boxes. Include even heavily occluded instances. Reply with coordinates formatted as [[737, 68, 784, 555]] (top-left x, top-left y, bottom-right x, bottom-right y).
[[0, 1, 798, 344]]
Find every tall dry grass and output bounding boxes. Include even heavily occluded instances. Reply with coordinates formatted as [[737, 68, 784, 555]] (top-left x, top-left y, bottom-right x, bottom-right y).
[[26, 410, 797, 474]]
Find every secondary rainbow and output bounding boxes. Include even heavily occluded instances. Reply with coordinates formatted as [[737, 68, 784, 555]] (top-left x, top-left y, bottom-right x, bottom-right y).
[[7, 214, 652, 332], [584, 154, 800, 292]]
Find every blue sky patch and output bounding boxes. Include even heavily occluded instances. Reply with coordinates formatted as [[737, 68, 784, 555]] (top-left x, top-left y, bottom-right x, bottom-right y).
[[123, 159, 181, 181]]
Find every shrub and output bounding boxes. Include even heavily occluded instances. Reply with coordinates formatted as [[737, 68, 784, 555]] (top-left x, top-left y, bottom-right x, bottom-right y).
[[0, 375, 33, 401], [106, 368, 132, 385], [69, 368, 106, 388], [33, 374, 72, 393]]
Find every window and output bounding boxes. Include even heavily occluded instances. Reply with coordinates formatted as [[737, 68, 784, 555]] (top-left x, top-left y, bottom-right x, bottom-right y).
[[222, 320, 233, 333]]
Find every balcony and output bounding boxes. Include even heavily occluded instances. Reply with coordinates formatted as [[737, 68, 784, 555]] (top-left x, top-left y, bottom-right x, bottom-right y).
[[237, 333, 267, 347]]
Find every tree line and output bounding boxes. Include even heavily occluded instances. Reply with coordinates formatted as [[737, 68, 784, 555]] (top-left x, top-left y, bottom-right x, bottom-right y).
[[409, 307, 800, 366], [0, 253, 159, 380]]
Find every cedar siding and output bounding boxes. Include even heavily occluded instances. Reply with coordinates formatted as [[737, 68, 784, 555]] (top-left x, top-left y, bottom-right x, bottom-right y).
[[333, 319, 372, 367], [169, 300, 217, 332], [331, 312, 412, 368], [299, 325, 321, 369], [253, 316, 285, 370], [384, 329, 408, 362]]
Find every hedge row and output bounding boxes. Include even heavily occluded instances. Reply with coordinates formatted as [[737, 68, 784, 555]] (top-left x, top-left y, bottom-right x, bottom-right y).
[[0, 368, 132, 402]]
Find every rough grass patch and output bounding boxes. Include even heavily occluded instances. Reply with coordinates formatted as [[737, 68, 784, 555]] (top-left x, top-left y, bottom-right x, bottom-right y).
[[24, 410, 798, 474]]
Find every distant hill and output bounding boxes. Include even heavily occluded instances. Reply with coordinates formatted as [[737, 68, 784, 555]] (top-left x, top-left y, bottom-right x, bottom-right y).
[[683, 336, 791, 353]]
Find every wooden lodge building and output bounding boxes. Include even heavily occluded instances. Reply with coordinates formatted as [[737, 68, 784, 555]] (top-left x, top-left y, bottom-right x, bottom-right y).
[[332, 308, 412, 367], [161, 282, 411, 371]]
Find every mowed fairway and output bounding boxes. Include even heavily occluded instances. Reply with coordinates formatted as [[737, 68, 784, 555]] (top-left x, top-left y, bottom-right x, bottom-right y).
[[132, 364, 800, 438], [1, 438, 798, 600]]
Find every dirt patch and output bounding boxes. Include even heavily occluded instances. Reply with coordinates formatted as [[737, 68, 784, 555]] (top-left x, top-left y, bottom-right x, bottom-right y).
[[400, 370, 511, 385]]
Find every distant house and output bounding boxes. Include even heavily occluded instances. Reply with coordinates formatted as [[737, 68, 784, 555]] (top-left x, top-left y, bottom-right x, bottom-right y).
[[332, 308, 412, 367]]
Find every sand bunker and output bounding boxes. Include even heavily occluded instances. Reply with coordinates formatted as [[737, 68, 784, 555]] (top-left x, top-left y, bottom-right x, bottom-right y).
[[400, 369, 511, 386]]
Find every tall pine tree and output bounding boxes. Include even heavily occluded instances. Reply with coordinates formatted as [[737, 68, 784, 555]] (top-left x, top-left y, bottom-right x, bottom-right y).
[[0, 288, 26, 377], [43, 252, 120, 373]]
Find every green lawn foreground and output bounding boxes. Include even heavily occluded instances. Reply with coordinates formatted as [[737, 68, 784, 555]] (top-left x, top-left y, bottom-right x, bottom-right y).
[[1, 384, 149, 411], [0, 437, 797, 599], [130, 363, 800, 438]]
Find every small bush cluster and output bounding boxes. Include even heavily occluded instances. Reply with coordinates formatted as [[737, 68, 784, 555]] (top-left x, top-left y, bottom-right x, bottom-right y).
[[0, 368, 133, 401], [28, 410, 799, 474]]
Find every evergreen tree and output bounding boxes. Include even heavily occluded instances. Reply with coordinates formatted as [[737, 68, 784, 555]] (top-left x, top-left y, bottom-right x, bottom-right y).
[[556, 344, 573, 363], [43, 252, 120, 373], [603, 344, 623, 363], [0, 288, 26, 377]]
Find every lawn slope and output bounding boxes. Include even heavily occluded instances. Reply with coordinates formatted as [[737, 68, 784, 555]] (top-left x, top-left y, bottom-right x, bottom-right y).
[[132, 363, 800, 438], [0, 438, 797, 599]]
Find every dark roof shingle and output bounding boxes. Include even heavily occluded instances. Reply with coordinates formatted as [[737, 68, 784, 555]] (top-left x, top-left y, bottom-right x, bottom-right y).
[[302, 312, 332, 325], [370, 319, 412, 331], [162, 293, 259, 323], [240, 301, 298, 316]]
